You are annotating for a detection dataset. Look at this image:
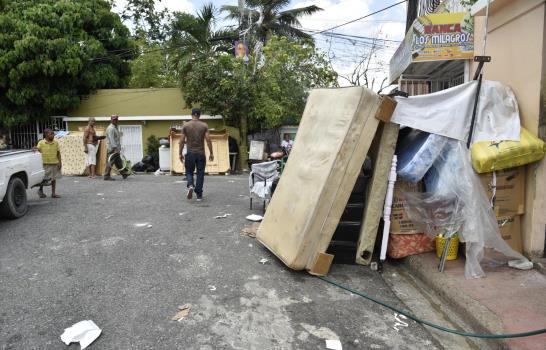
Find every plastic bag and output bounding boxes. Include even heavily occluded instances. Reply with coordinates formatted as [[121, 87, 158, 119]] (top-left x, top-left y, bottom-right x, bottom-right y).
[[471, 127, 546, 173], [401, 137, 529, 278]]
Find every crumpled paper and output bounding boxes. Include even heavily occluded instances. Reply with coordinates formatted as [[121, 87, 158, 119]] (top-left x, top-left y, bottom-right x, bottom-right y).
[[60, 320, 102, 349]]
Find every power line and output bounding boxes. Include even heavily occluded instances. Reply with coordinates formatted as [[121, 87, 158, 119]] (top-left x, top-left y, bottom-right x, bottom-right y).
[[313, 0, 407, 35], [303, 28, 402, 43]]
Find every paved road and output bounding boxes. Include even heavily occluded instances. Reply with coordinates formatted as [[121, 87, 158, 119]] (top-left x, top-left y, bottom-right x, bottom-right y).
[[0, 175, 441, 350]]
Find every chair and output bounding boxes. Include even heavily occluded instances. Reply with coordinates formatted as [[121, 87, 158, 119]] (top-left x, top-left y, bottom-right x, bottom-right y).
[[249, 160, 280, 211]]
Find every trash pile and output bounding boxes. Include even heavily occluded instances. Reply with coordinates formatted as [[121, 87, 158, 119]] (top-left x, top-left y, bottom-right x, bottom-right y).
[[254, 82, 545, 278]]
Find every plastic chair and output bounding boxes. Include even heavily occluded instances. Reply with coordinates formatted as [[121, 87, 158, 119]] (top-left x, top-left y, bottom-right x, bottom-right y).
[[249, 160, 280, 211]]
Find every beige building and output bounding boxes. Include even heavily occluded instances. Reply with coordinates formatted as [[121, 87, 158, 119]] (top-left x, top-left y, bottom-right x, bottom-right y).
[[472, 0, 546, 258]]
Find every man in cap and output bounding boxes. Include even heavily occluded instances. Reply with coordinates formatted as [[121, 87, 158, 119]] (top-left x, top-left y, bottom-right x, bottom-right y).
[[179, 108, 214, 201], [104, 114, 128, 180]]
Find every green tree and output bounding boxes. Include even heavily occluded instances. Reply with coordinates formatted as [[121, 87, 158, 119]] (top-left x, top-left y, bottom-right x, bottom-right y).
[[0, 0, 136, 127], [251, 37, 338, 128], [121, 0, 167, 41], [222, 0, 322, 43], [128, 41, 177, 88], [180, 36, 337, 167], [168, 4, 235, 75]]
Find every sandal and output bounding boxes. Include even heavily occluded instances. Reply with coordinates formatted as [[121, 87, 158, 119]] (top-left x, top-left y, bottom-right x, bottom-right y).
[[38, 191, 46, 199], [51, 194, 61, 198]]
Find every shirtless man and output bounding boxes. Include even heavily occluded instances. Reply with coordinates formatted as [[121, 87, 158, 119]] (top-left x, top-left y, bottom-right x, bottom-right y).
[[83, 117, 98, 178]]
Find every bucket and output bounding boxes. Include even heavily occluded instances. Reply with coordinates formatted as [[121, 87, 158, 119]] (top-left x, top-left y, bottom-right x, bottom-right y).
[[435, 235, 459, 261]]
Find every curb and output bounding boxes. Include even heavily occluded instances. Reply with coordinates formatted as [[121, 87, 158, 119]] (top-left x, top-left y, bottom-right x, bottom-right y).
[[399, 254, 509, 350]]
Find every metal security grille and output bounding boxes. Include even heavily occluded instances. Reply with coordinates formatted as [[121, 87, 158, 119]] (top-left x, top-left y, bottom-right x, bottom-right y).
[[400, 72, 465, 96], [119, 125, 143, 165], [9, 119, 63, 150]]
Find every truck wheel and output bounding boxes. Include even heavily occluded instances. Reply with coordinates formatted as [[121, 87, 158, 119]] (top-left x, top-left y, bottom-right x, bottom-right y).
[[0, 177, 28, 219]]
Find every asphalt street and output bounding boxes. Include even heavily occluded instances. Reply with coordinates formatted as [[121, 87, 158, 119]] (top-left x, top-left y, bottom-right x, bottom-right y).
[[0, 174, 441, 350]]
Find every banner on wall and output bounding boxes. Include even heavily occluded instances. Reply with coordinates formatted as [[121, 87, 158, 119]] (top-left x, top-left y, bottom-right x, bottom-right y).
[[411, 12, 474, 62], [389, 12, 474, 83]]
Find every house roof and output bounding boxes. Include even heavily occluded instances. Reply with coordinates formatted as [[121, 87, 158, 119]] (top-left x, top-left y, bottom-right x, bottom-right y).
[[67, 88, 209, 118]]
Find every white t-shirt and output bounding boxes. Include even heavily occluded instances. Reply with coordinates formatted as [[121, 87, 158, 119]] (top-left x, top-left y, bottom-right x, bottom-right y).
[[281, 139, 293, 150]]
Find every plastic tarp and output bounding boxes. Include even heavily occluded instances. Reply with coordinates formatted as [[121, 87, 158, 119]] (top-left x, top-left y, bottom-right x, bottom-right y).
[[392, 80, 521, 144], [399, 136, 529, 278]]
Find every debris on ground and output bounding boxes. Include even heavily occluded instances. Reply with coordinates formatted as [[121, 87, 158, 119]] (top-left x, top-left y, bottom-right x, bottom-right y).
[[325, 339, 342, 350], [241, 223, 260, 238], [97, 193, 104, 196], [245, 214, 263, 222], [179, 212, 187, 216], [60, 320, 102, 350], [259, 258, 269, 265], [135, 223, 150, 227], [393, 313, 408, 332], [209, 285, 216, 291], [104, 215, 113, 220], [214, 214, 231, 219], [171, 303, 192, 322]]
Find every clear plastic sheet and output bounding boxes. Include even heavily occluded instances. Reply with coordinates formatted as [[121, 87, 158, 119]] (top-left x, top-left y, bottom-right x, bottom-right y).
[[401, 138, 530, 278]]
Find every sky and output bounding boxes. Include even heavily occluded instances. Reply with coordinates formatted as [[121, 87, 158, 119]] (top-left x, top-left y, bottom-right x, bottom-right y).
[[113, 0, 407, 89]]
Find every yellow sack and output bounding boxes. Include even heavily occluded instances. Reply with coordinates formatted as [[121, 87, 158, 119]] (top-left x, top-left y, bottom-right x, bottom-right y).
[[471, 127, 546, 173]]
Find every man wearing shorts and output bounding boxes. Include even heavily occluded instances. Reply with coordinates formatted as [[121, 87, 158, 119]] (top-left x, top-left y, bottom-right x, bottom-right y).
[[36, 129, 62, 198], [83, 117, 99, 178], [179, 108, 214, 201]]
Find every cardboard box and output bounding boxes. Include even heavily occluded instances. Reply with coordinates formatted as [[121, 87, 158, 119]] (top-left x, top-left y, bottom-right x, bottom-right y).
[[374, 96, 397, 122], [497, 215, 523, 253], [390, 180, 424, 234], [479, 167, 525, 217]]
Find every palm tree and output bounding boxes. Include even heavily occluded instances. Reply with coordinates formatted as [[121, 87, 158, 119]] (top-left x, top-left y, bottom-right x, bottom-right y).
[[222, 0, 322, 43], [168, 4, 236, 72]]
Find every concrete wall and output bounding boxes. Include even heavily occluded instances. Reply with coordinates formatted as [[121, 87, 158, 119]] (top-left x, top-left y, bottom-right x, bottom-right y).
[[472, 0, 546, 257], [71, 88, 192, 117]]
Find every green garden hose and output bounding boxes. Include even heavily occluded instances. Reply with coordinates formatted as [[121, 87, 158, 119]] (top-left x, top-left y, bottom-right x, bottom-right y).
[[318, 276, 546, 339]]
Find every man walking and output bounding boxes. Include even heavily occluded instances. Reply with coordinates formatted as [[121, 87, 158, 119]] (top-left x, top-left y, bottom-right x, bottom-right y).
[[179, 108, 214, 201], [104, 114, 128, 180]]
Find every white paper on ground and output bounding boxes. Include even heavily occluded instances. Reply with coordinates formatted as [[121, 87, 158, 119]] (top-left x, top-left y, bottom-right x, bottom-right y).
[[392, 80, 520, 144], [60, 320, 102, 349], [325, 339, 342, 350], [508, 259, 533, 270], [245, 214, 263, 222]]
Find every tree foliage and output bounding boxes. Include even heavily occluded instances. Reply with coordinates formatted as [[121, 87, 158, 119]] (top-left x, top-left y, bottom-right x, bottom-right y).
[[0, 0, 135, 126], [121, 0, 167, 41], [128, 41, 177, 88], [222, 0, 322, 43], [167, 4, 236, 75], [181, 36, 337, 131]]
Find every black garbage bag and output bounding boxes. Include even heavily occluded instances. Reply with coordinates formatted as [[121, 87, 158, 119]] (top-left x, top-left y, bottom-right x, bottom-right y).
[[142, 155, 154, 165], [131, 161, 147, 172]]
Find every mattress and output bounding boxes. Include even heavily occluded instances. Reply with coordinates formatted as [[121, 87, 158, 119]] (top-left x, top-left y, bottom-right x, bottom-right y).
[[396, 129, 448, 183], [256, 87, 382, 271]]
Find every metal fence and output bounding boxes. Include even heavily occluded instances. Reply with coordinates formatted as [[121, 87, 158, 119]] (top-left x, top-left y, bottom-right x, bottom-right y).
[[400, 73, 465, 96], [8, 118, 64, 150]]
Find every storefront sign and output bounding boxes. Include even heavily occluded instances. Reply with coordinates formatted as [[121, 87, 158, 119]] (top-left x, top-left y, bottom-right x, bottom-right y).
[[389, 12, 474, 83], [412, 12, 474, 62]]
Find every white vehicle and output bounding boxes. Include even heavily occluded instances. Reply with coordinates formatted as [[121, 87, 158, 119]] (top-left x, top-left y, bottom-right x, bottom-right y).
[[0, 150, 44, 219]]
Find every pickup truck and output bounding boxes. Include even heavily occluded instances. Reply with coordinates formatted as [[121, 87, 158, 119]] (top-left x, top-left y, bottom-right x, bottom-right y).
[[0, 150, 44, 219]]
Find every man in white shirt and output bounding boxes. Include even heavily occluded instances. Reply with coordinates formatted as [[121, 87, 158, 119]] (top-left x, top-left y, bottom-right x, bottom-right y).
[[281, 134, 294, 154]]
